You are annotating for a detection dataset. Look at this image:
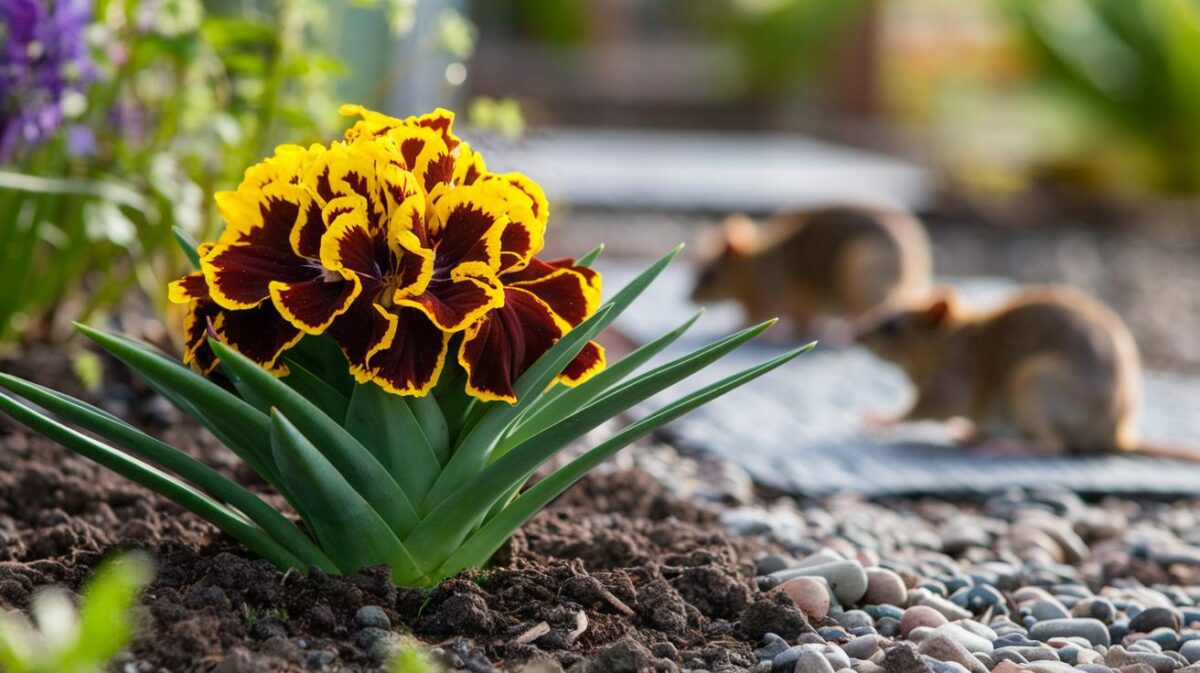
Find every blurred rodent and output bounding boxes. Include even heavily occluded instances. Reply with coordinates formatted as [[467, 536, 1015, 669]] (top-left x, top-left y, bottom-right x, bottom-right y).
[[856, 286, 1151, 455], [691, 205, 933, 338]]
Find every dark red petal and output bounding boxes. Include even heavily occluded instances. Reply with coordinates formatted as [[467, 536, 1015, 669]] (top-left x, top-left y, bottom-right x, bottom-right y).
[[328, 295, 394, 380], [398, 275, 502, 332], [505, 265, 598, 325], [214, 303, 304, 373], [434, 201, 501, 269], [367, 308, 450, 395], [326, 220, 382, 281], [559, 340, 606, 385], [501, 256, 556, 284], [204, 244, 313, 309], [423, 152, 455, 193], [293, 200, 326, 258], [244, 195, 301, 251], [399, 136, 427, 170], [459, 287, 565, 404], [169, 272, 211, 304], [271, 276, 360, 334], [182, 300, 221, 374]]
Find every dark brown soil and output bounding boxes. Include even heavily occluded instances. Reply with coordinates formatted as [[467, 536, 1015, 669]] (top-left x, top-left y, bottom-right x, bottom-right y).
[[0, 347, 789, 672]]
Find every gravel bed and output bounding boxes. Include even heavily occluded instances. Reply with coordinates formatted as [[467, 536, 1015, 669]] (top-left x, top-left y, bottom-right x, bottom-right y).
[[621, 444, 1200, 673]]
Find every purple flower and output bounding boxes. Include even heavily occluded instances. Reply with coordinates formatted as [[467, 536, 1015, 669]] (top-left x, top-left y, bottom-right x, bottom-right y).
[[0, 0, 95, 163]]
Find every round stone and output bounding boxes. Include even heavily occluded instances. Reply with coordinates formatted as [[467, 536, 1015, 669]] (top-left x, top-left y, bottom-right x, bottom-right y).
[[795, 649, 837, 673], [1073, 598, 1118, 625], [838, 610, 875, 631], [1180, 640, 1200, 664], [864, 568, 908, 607], [902, 606, 950, 638], [775, 576, 832, 620], [353, 605, 391, 630], [1130, 608, 1182, 635]]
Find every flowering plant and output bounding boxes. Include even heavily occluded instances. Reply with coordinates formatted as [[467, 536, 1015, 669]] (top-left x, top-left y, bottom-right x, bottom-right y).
[[0, 106, 810, 587]]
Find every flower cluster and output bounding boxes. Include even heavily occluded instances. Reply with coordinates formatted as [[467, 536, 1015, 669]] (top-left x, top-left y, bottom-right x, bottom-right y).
[[0, 0, 95, 162], [170, 106, 604, 403]]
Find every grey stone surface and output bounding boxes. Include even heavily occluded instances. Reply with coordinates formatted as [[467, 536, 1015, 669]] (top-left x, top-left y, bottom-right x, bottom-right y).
[[600, 260, 1200, 497], [484, 128, 930, 212]]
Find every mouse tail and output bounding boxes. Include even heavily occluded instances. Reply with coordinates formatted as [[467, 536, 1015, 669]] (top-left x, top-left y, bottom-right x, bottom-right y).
[[1129, 441, 1200, 463]]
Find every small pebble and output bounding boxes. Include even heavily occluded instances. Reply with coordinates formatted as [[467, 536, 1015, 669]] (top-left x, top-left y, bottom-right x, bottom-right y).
[[902, 606, 950, 638], [1030, 619, 1112, 647], [864, 569, 908, 607], [775, 577, 832, 620]]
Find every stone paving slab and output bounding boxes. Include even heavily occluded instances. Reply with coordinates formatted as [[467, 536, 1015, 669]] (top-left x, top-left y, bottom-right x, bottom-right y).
[[482, 128, 931, 212], [598, 259, 1200, 497]]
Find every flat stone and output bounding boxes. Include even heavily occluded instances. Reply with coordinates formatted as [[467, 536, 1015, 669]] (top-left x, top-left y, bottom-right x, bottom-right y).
[[912, 591, 973, 621], [933, 624, 994, 654], [1031, 619, 1113, 647], [1077, 666, 1116, 673], [1032, 599, 1073, 622], [993, 646, 1060, 662]]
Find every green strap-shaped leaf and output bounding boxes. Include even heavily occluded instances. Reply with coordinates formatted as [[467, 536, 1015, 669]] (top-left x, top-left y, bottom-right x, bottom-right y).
[[504, 309, 705, 452], [433, 344, 812, 579], [345, 382, 441, 504], [0, 374, 335, 572], [76, 325, 284, 489], [281, 357, 350, 421], [408, 393, 450, 465], [270, 410, 423, 583], [422, 246, 680, 511], [0, 393, 305, 570], [575, 243, 604, 267], [405, 320, 789, 568], [173, 225, 201, 269], [210, 340, 420, 536], [421, 304, 614, 511]]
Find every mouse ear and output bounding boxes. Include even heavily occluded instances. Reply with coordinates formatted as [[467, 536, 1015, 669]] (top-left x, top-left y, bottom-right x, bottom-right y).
[[918, 289, 958, 329], [721, 214, 759, 256]]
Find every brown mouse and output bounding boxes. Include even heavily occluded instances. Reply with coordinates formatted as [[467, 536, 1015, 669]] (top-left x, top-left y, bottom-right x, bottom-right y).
[[691, 205, 933, 338], [856, 285, 1153, 456]]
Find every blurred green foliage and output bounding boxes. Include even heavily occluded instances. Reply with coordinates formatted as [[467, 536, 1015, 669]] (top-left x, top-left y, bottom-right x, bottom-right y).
[[0, 553, 152, 673], [1006, 0, 1200, 194], [0, 0, 421, 345]]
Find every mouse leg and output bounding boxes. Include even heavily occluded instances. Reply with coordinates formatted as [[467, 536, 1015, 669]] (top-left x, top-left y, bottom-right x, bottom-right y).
[[1006, 356, 1073, 456]]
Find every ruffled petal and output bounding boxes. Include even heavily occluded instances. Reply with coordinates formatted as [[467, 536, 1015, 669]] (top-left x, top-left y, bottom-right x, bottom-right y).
[[201, 243, 312, 310], [327, 296, 396, 382], [458, 286, 569, 404], [215, 181, 304, 250], [452, 143, 488, 187], [366, 307, 451, 396], [211, 304, 304, 375], [504, 258, 602, 326], [394, 273, 504, 332], [429, 185, 507, 274], [269, 274, 361, 334]]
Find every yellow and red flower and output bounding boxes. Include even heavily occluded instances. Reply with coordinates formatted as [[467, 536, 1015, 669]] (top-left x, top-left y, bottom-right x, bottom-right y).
[[170, 104, 605, 402]]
